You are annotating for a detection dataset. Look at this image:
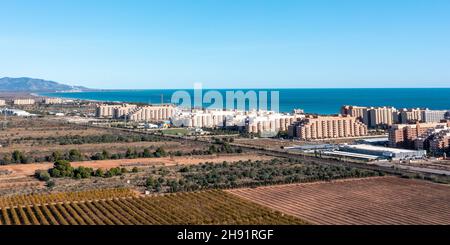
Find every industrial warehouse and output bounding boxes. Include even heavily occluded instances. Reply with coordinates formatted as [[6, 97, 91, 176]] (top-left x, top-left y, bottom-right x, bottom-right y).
[[337, 144, 427, 160], [288, 142, 427, 162]]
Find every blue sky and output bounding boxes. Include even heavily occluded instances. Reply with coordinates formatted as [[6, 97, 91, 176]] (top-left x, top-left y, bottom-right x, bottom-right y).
[[1, 0, 449, 89]]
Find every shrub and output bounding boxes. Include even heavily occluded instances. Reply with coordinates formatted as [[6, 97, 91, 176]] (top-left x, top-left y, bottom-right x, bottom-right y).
[[46, 180, 55, 188], [35, 170, 50, 181], [95, 168, 105, 177], [73, 166, 94, 179], [48, 160, 74, 178]]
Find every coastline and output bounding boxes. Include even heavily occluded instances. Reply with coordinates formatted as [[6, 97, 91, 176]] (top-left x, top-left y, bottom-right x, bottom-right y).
[[38, 88, 450, 114]]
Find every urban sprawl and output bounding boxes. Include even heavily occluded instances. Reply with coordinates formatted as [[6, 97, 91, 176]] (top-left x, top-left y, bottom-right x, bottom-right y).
[[2, 97, 450, 162]]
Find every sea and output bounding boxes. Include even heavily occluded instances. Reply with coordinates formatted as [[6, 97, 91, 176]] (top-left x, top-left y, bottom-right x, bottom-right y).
[[40, 88, 450, 114]]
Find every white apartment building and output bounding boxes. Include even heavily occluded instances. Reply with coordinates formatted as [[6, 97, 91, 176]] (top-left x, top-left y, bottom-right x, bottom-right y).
[[421, 110, 447, 123], [96, 104, 175, 122], [13, 98, 35, 105], [0, 100, 5, 106], [246, 114, 304, 135], [44, 97, 64, 104], [369, 106, 397, 128], [399, 108, 426, 123], [341, 105, 398, 128], [127, 105, 175, 122], [96, 104, 137, 118], [171, 109, 304, 135]]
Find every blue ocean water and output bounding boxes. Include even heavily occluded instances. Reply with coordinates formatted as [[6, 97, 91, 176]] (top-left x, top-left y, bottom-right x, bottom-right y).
[[41, 88, 450, 114]]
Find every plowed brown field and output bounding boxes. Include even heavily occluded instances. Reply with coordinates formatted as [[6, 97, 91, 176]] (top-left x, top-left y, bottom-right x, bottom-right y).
[[227, 177, 450, 225]]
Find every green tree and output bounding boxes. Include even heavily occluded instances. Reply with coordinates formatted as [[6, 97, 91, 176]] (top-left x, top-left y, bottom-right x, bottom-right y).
[[102, 150, 111, 160], [74, 166, 93, 179], [51, 151, 63, 161], [35, 170, 50, 181], [146, 176, 156, 189], [68, 149, 82, 161], [49, 160, 74, 178], [95, 168, 105, 177], [12, 150, 24, 163]]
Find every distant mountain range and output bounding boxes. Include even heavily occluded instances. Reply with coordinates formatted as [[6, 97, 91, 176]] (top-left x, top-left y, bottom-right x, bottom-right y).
[[0, 77, 90, 92]]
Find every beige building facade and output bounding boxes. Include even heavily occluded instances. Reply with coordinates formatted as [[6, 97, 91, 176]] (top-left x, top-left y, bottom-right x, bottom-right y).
[[13, 98, 35, 105], [288, 115, 368, 140]]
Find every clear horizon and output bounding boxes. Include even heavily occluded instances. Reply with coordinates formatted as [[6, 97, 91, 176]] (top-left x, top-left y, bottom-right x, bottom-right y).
[[1, 0, 450, 89]]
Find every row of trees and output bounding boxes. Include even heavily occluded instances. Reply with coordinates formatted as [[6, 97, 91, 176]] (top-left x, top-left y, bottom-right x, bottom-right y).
[[36, 160, 140, 180], [1, 144, 244, 165], [2, 134, 166, 146]]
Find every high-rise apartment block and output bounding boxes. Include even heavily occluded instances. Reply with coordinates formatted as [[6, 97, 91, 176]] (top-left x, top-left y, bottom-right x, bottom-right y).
[[422, 110, 447, 123], [343, 105, 449, 128], [340, 106, 369, 125], [96, 104, 138, 118], [341, 105, 397, 128], [288, 115, 368, 140], [44, 98, 64, 105], [398, 108, 425, 124], [127, 105, 174, 122], [96, 104, 174, 122], [368, 107, 397, 128], [247, 113, 304, 135], [0, 100, 5, 106], [13, 98, 35, 105]]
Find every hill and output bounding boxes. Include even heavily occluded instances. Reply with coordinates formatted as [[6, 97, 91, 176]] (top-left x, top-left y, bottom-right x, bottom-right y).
[[0, 77, 89, 92]]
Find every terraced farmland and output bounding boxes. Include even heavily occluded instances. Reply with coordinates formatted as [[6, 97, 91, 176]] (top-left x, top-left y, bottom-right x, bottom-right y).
[[228, 177, 450, 225], [0, 190, 306, 225]]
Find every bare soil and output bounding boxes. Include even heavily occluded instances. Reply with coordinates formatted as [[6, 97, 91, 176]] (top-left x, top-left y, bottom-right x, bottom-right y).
[[227, 176, 450, 225]]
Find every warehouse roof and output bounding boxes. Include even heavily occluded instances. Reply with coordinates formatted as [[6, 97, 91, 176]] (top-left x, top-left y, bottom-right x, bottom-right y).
[[324, 151, 380, 160], [340, 144, 420, 154]]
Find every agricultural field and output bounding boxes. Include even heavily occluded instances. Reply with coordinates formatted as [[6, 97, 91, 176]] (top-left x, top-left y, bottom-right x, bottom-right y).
[[12, 157, 380, 195], [228, 176, 450, 225], [0, 118, 218, 164], [0, 189, 306, 225], [0, 188, 135, 207], [0, 118, 244, 166]]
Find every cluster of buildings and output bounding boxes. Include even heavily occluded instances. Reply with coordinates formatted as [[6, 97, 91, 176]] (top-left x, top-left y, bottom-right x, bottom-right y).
[[171, 109, 304, 135], [0, 97, 74, 106], [389, 121, 450, 156], [96, 104, 306, 135], [95, 102, 450, 157], [341, 105, 449, 128]]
